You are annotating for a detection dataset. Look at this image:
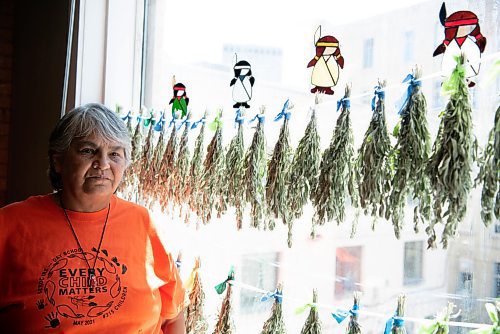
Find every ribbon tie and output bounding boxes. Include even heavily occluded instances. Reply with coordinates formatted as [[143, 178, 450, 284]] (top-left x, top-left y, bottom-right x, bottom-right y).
[[142, 112, 156, 127], [274, 99, 291, 122], [154, 113, 166, 132], [336, 97, 351, 112], [442, 55, 466, 96], [177, 117, 191, 130], [191, 116, 206, 129], [214, 267, 234, 295], [384, 314, 405, 334], [121, 111, 132, 121], [331, 303, 359, 324], [168, 117, 177, 129], [294, 303, 316, 315], [175, 260, 181, 268], [208, 110, 223, 131], [249, 113, 265, 124], [371, 86, 385, 111], [260, 290, 283, 304], [234, 109, 245, 127], [396, 73, 421, 115]]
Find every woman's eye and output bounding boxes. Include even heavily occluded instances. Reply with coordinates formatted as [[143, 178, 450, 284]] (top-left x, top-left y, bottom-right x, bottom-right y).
[[80, 148, 95, 155]]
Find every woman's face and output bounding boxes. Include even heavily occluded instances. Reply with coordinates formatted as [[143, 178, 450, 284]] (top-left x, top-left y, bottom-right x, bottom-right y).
[[53, 133, 127, 200]]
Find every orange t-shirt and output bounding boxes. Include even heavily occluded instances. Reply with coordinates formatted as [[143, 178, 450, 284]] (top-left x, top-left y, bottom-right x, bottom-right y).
[[0, 194, 185, 333]]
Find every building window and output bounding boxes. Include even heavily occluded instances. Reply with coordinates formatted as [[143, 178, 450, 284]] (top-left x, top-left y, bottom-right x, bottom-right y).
[[335, 246, 362, 298], [403, 31, 415, 63], [433, 80, 444, 109], [240, 252, 279, 313], [403, 241, 423, 285], [363, 38, 374, 68], [456, 271, 473, 293], [495, 224, 500, 234]]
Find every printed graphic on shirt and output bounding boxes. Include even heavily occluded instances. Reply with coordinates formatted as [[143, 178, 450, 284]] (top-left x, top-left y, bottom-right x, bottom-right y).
[[36, 247, 128, 330]]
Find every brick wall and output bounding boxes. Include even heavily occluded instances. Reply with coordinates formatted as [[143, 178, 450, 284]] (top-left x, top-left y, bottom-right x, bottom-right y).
[[0, 0, 13, 206]]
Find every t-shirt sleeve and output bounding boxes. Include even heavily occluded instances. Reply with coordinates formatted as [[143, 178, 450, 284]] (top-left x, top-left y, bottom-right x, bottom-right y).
[[147, 214, 185, 319]]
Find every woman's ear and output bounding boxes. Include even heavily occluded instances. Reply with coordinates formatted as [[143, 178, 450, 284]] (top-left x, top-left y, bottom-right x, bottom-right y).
[[52, 154, 63, 173]]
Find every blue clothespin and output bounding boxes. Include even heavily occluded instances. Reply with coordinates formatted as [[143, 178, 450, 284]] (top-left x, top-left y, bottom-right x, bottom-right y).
[[336, 97, 351, 112], [371, 86, 385, 111], [274, 99, 291, 122]]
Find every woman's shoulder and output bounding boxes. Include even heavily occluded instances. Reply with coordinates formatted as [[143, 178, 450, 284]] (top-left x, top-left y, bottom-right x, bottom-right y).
[[1, 194, 55, 214], [113, 195, 150, 217]]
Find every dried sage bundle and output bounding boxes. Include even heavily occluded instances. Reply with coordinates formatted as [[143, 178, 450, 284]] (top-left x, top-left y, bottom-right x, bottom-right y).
[[243, 108, 268, 230], [475, 105, 500, 226], [426, 55, 475, 249], [287, 110, 321, 246], [188, 114, 207, 221], [387, 68, 432, 238], [201, 110, 226, 224], [260, 285, 286, 334], [356, 81, 392, 223], [224, 109, 246, 229], [313, 86, 358, 234], [266, 100, 293, 231], [158, 118, 178, 211], [300, 290, 322, 334], [213, 269, 236, 334], [185, 258, 208, 334], [173, 114, 192, 213]]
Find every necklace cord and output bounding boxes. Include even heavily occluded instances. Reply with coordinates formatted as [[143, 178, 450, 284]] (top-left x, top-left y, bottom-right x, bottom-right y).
[[60, 194, 111, 276]]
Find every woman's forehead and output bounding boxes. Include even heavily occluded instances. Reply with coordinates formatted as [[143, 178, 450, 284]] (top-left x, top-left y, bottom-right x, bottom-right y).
[[71, 134, 124, 149]]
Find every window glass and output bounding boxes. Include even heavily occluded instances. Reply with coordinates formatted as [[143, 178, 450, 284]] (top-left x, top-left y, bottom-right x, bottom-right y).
[[137, 1, 500, 333]]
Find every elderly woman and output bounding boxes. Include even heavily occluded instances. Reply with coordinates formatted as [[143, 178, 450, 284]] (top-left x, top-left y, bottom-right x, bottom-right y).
[[0, 103, 186, 333]]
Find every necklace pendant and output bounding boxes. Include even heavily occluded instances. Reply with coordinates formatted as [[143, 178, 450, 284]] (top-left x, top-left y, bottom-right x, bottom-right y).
[[89, 274, 97, 287]]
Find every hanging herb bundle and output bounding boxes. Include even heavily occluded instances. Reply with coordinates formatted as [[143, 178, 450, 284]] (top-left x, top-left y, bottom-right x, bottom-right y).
[[213, 268, 236, 334], [286, 110, 321, 246], [200, 110, 226, 224], [243, 107, 268, 230], [299, 289, 322, 334], [187, 114, 207, 222], [185, 258, 208, 334], [224, 109, 246, 229], [384, 294, 406, 334], [312, 86, 358, 233], [387, 68, 432, 238], [346, 292, 362, 334], [426, 55, 475, 249], [173, 113, 192, 212], [138, 116, 156, 203], [417, 302, 457, 334], [260, 284, 286, 334], [158, 117, 179, 212], [474, 105, 500, 226], [266, 100, 293, 231], [118, 113, 143, 199], [356, 81, 392, 223]]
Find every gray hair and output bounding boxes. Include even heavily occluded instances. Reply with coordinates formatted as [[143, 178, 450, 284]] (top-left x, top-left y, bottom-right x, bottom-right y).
[[48, 103, 132, 190]]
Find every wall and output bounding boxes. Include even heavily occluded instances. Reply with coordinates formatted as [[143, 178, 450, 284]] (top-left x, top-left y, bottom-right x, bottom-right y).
[[0, 0, 13, 206], [6, 0, 74, 203]]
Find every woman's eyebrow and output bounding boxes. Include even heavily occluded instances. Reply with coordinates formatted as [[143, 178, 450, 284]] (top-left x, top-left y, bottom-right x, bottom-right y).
[[75, 140, 98, 148]]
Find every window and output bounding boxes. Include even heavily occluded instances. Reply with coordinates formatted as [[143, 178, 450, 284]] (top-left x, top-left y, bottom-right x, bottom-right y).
[[403, 31, 415, 63], [240, 252, 279, 313], [433, 79, 444, 109], [495, 224, 500, 234], [404, 241, 423, 285], [456, 272, 473, 293], [335, 247, 362, 298], [363, 38, 374, 68]]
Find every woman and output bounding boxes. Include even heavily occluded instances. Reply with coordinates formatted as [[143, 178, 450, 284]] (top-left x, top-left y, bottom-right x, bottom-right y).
[[0, 103, 186, 333]]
